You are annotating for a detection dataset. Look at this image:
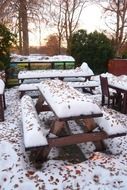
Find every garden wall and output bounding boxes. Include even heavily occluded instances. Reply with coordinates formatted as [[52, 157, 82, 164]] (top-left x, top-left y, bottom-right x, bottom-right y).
[[108, 59, 127, 76]]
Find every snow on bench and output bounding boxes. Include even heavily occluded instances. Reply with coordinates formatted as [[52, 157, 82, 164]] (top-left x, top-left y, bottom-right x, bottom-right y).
[[0, 79, 6, 121], [21, 95, 48, 150], [94, 107, 127, 136], [19, 80, 99, 98], [19, 83, 39, 98]]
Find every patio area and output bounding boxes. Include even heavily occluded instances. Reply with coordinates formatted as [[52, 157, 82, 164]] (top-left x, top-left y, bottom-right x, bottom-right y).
[[0, 74, 127, 189]]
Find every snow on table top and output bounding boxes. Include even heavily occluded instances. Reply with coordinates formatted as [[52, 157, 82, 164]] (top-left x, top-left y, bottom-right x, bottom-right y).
[[21, 95, 48, 148], [18, 68, 93, 80], [0, 79, 5, 94], [37, 79, 102, 119], [108, 79, 127, 91], [11, 54, 75, 62]]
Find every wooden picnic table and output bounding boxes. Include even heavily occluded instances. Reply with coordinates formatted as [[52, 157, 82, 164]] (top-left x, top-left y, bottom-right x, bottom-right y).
[[34, 79, 104, 161], [18, 69, 93, 84]]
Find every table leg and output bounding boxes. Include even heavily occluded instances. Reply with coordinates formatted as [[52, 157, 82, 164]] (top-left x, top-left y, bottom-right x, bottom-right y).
[[32, 120, 68, 162], [0, 95, 4, 121], [76, 118, 105, 151], [122, 93, 127, 114], [35, 95, 44, 113], [35, 95, 50, 113]]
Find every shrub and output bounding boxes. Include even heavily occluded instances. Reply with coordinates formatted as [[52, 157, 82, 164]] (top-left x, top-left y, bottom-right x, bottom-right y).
[[70, 30, 115, 74], [0, 24, 16, 70]]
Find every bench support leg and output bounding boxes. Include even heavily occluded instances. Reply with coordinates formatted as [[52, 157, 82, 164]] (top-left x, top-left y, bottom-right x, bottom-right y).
[[0, 95, 4, 121], [76, 118, 106, 151], [30, 120, 68, 162]]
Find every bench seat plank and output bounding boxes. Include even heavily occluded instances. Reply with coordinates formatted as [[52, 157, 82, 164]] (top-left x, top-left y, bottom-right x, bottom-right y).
[[21, 95, 48, 149], [95, 108, 127, 135], [19, 83, 38, 91]]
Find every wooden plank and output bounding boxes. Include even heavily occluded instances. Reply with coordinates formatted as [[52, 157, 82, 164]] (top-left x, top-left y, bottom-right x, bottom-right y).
[[82, 118, 97, 132], [25, 132, 127, 152], [56, 113, 103, 121], [47, 131, 108, 147], [50, 120, 67, 136]]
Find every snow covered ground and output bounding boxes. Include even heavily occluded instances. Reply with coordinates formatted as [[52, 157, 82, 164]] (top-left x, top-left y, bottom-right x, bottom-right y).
[[0, 74, 127, 190]]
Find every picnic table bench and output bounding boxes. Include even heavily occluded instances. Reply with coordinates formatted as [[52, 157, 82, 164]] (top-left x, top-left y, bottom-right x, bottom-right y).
[[18, 80, 99, 98], [21, 95, 48, 150], [21, 80, 103, 161]]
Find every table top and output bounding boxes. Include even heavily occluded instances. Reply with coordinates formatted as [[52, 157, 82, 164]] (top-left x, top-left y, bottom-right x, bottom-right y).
[[18, 69, 93, 80], [37, 79, 103, 120]]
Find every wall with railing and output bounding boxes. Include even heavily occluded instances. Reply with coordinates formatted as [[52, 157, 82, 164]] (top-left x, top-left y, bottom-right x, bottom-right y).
[[108, 59, 127, 76]]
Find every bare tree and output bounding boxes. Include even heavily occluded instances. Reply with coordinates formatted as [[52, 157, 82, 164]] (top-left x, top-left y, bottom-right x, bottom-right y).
[[48, 0, 65, 54], [0, 0, 29, 54], [49, 0, 88, 54], [96, 0, 127, 56], [19, 0, 29, 55], [64, 0, 88, 54], [0, 0, 47, 55]]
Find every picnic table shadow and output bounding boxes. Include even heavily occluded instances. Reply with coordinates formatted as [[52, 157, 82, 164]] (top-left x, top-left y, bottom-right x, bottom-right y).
[[29, 126, 86, 168]]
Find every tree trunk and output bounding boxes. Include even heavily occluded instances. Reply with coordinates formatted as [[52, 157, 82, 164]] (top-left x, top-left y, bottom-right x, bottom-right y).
[[19, 0, 29, 55], [18, 11, 23, 54]]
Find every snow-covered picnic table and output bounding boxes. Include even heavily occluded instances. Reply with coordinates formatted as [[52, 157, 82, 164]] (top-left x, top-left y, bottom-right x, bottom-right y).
[[11, 55, 75, 70], [36, 79, 101, 119], [18, 62, 94, 84], [30, 79, 106, 161], [21, 79, 127, 162], [18, 62, 95, 97], [18, 80, 99, 98], [18, 68, 93, 84]]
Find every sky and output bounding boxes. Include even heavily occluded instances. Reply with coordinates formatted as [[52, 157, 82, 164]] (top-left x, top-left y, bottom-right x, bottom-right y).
[[29, 4, 104, 47], [80, 4, 103, 33]]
